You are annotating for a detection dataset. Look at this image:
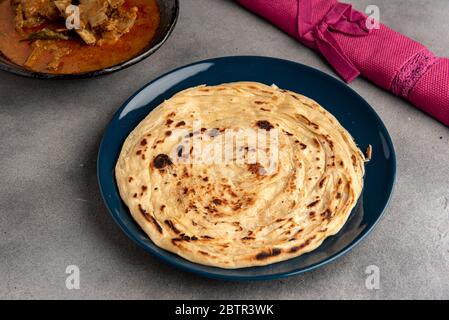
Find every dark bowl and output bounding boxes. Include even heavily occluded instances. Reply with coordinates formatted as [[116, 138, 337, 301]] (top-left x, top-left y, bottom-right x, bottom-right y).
[[0, 0, 179, 79]]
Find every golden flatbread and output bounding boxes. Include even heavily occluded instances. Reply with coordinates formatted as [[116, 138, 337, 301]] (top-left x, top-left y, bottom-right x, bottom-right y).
[[115, 82, 365, 268]]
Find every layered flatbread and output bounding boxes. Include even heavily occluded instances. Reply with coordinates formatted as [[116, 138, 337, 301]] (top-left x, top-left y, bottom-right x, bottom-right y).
[[115, 82, 365, 268]]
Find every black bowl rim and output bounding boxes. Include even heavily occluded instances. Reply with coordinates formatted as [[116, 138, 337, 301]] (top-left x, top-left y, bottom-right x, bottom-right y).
[[0, 0, 179, 79]]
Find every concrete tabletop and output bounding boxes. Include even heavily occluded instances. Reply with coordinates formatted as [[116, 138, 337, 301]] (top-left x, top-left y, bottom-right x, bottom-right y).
[[1, 0, 448, 300]]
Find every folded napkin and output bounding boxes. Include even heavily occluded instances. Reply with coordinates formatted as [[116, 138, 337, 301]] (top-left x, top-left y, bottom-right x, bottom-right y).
[[238, 0, 449, 126]]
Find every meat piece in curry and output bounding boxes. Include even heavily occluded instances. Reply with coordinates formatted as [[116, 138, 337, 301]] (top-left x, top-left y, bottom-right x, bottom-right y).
[[53, 0, 138, 45], [12, 0, 61, 29], [0, 0, 160, 74]]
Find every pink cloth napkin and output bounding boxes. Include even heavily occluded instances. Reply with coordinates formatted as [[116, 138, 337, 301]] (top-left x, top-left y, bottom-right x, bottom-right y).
[[238, 0, 449, 126]]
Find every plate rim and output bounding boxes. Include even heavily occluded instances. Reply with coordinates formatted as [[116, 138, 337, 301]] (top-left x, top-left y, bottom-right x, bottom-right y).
[[97, 55, 397, 281]]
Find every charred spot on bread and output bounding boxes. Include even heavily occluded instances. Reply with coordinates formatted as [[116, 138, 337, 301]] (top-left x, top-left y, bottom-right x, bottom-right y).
[[256, 120, 274, 131], [247, 163, 267, 176], [152, 154, 173, 169], [164, 219, 180, 234], [255, 248, 282, 260], [175, 120, 185, 127], [138, 204, 162, 234], [307, 199, 320, 208]]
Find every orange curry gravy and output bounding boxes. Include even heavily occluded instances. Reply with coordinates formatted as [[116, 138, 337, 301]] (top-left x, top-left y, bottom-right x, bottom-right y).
[[0, 0, 160, 74]]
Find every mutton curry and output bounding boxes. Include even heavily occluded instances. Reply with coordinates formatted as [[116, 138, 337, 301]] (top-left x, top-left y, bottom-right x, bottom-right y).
[[0, 0, 160, 74]]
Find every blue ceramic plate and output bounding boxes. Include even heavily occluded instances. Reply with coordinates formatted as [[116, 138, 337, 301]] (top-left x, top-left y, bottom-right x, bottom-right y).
[[98, 56, 396, 281]]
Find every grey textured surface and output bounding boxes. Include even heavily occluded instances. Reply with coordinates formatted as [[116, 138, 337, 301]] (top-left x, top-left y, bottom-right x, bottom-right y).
[[1, 0, 449, 300]]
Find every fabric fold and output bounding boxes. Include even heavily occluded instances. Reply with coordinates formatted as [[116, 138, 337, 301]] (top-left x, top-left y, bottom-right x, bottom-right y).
[[238, 0, 449, 126]]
